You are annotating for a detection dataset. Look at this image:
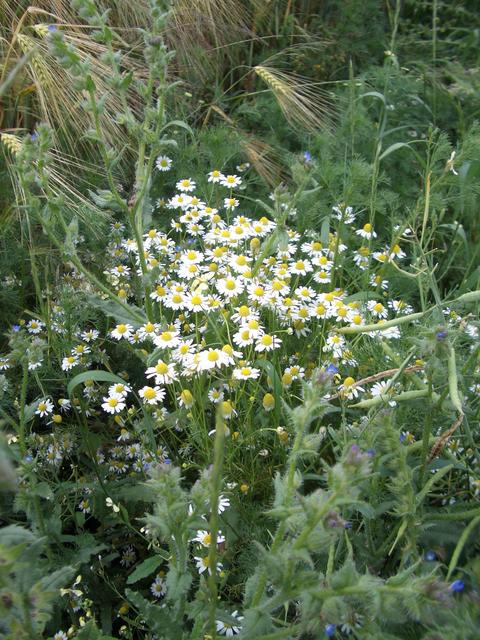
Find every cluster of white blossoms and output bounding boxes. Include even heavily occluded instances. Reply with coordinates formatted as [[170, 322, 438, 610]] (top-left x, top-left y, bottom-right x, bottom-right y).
[[93, 171, 421, 416]]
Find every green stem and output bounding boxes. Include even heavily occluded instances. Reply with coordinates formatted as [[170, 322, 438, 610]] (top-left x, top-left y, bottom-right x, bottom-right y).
[[207, 413, 226, 638]]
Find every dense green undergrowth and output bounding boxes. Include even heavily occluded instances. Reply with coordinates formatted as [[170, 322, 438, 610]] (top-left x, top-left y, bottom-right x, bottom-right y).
[[0, 1, 479, 639]]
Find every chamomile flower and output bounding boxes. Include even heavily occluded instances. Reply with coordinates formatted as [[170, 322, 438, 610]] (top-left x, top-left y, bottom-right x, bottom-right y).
[[78, 498, 91, 514], [102, 393, 126, 414], [61, 355, 78, 371], [355, 223, 377, 239], [139, 386, 165, 405], [150, 575, 167, 598], [367, 300, 388, 319], [146, 360, 177, 385], [339, 377, 364, 399], [35, 399, 54, 417], [108, 382, 131, 397], [216, 611, 243, 637], [153, 330, 180, 349], [389, 243, 406, 259], [332, 204, 356, 224], [110, 323, 134, 341], [220, 174, 242, 188], [81, 328, 100, 342], [208, 387, 225, 403], [195, 555, 223, 575], [191, 529, 225, 547], [137, 322, 159, 341], [255, 334, 282, 352], [233, 365, 260, 380], [155, 155, 172, 171], [27, 319, 44, 334], [176, 178, 196, 192], [208, 169, 225, 183], [224, 197, 239, 210]]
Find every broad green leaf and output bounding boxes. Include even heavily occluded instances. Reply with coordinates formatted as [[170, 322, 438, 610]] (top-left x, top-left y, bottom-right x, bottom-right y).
[[67, 370, 126, 397], [86, 294, 146, 325], [127, 555, 163, 584]]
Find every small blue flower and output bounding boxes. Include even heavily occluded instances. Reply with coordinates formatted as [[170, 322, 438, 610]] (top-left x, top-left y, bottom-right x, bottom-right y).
[[325, 623, 336, 637], [12, 324, 21, 332], [30, 132, 38, 141], [326, 364, 338, 375], [436, 330, 447, 340], [424, 550, 436, 562], [400, 433, 406, 442], [343, 521, 352, 529], [24, 454, 33, 463], [303, 151, 312, 163], [366, 448, 376, 457], [164, 458, 172, 464], [450, 579, 465, 593], [47, 24, 57, 32]]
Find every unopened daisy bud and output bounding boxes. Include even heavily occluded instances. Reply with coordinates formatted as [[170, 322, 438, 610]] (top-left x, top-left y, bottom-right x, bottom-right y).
[[262, 393, 275, 412], [250, 237, 261, 252], [240, 483, 249, 494], [276, 426, 288, 443], [118, 602, 129, 615], [179, 389, 194, 408]]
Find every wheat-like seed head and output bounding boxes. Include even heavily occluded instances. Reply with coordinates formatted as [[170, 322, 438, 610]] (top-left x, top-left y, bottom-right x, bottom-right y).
[[0, 133, 23, 155], [254, 64, 335, 133]]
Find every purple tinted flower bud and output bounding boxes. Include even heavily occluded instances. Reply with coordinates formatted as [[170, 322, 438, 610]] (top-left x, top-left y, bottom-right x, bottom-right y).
[[366, 448, 376, 457], [436, 330, 447, 340], [325, 624, 336, 637], [425, 550, 436, 562]]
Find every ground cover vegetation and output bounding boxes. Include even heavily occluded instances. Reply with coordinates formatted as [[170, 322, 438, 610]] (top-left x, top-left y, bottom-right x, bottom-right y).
[[0, 0, 479, 638]]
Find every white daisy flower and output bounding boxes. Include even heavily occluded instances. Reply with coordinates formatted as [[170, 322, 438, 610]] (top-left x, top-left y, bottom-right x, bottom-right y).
[[101, 393, 126, 414], [155, 155, 172, 171], [35, 398, 54, 417], [139, 386, 165, 405], [61, 355, 78, 371], [207, 169, 225, 183], [224, 197, 239, 211], [355, 223, 377, 239], [255, 334, 282, 352], [220, 174, 242, 188], [191, 529, 225, 547], [216, 611, 243, 637], [145, 360, 178, 385], [233, 365, 260, 380], [27, 319, 44, 334], [110, 323, 134, 341], [176, 178, 196, 192], [195, 555, 223, 575], [150, 576, 167, 598]]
